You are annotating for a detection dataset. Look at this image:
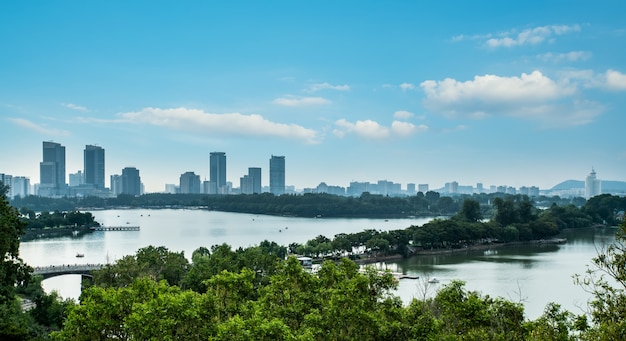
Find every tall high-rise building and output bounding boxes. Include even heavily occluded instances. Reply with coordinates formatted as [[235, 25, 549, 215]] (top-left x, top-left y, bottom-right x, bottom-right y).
[[269, 155, 285, 195], [248, 167, 261, 194], [407, 183, 416, 195], [11, 176, 30, 198], [110, 174, 122, 195], [209, 152, 227, 194], [240, 175, 252, 194], [69, 171, 85, 187], [121, 167, 141, 196], [418, 184, 429, 193], [476, 183, 484, 194], [240, 167, 262, 195], [84, 145, 105, 189], [179, 171, 201, 194], [585, 168, 602, 199], [39, 141, 66, 196], [0, 173, 12, 197]]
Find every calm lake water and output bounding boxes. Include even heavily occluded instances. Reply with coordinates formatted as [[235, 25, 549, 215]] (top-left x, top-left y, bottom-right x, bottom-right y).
[[19, 208, 617, 320]]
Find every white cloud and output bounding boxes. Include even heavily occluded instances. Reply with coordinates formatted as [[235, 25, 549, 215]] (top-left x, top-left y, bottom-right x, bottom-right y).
[[118, 107, 320, 144], [272, 96, 331, 107], [333, 118, 427, 139], [420, 70, 601, 127], [391, 121, 428, 136], [306, 82, 350, 92], [559, 68, 626, 90], [484, 24, 581, 48], [393, 110, 414, 119], [538, 51, 592, 63], [7, 118, 70, 136], [62, 103, 89, 112], [421, 71, 574, 106], [400, 83, 415, 91], [605, 69, 626, 90], [334, 119, 389, 139]]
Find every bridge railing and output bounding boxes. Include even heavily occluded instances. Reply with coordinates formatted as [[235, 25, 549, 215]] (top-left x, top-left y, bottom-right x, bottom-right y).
[[33, 264, 105, 275]]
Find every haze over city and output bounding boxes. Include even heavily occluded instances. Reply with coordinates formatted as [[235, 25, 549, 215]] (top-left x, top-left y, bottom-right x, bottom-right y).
[[1, 1, 625, 193]]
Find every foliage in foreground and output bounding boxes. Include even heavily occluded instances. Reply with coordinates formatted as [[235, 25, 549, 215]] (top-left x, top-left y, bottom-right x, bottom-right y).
[[57, 257, 536, 340]]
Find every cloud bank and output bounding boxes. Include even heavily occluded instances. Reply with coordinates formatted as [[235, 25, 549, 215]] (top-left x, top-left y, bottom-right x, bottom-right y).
[[333, 119, 427, 139], [486, 25, 581, 48], [420, 70, 602, 127], [118, 107, 320, 144]]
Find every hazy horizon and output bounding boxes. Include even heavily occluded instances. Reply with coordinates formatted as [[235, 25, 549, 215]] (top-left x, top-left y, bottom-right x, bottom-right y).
[[1, 2, 625, 192]]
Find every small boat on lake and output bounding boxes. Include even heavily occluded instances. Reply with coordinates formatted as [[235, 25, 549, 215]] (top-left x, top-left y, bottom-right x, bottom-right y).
[[76, 253, 84, 258], [428, 277, 439, 284]]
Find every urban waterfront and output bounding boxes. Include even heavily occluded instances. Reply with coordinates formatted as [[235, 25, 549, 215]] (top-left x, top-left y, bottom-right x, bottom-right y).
[[19, 209, 617, 320]]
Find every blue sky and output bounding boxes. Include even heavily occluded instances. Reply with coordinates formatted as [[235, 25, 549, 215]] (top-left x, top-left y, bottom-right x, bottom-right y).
[[1, 1, 625, 193]]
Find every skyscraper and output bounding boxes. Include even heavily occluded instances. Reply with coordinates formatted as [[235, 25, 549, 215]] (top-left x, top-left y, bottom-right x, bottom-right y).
[[240, 167, 262, 194], [179, 171, 201, 194], [269, 155, 285, 195], [110, 174, 122, 195], [209, 152, 227, 194], [84, 145, 105, 189], [585, 168, 601, 199], [248, 167, 262, 194], [121, 167, 141, 196], [39, 141, 66, 196], [11, 176, 30, 198]]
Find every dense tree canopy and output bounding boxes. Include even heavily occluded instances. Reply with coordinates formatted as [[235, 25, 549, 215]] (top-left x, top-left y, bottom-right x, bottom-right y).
[[0, 182, 30, 305]]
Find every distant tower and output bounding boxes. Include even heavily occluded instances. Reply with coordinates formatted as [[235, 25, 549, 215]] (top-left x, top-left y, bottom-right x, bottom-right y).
[[248, 167, 262, 194], [209, 152, 227, 194], [476, 183, 484, 194], [39, 141, 66, 196], [179, 171, 201, 194], [407, 183, 416, 195], [418, 184, 429, 193], [84, 145, 105, 189], [121, 167, 141, 196], [110, 174, 122, 195], [269, 155, 285, 195], [585, 168, 602, 199]]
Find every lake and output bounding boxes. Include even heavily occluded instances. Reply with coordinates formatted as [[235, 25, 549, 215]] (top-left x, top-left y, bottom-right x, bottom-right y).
[[19, 208, 617, 320]]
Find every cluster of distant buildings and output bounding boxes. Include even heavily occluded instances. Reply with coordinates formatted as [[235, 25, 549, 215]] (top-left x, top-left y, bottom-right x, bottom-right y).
[[164, 152, 286, 196], [0, 141, 287, 199], [0, 141, 608, 200]]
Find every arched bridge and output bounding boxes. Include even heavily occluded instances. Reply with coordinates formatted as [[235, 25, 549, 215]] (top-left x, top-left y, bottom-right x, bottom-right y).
[[33, 264, 105, 279]]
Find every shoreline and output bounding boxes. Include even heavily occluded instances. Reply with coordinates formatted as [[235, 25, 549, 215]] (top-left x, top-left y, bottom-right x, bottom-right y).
[[353, 238, 568, 265]]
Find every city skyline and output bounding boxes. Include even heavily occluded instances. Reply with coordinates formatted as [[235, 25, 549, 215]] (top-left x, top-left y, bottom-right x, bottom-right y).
[[4, 140, 620, 197], [1, 2, 625, 193]]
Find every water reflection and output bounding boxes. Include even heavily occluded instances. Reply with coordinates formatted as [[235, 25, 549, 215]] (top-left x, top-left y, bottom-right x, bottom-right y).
[[388, 227, 618, 319]]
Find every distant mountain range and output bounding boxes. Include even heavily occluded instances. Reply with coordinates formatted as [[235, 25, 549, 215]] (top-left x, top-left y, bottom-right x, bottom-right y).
[[551, 180, 626, 192]]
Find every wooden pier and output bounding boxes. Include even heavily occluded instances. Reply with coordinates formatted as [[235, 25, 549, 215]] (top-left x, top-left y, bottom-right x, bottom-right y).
[[90, 226, 140, 231]]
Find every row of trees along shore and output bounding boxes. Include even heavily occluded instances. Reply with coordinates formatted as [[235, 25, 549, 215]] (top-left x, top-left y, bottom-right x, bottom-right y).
[[3, 179, 626, 339], [10, 190, 625, 223]]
